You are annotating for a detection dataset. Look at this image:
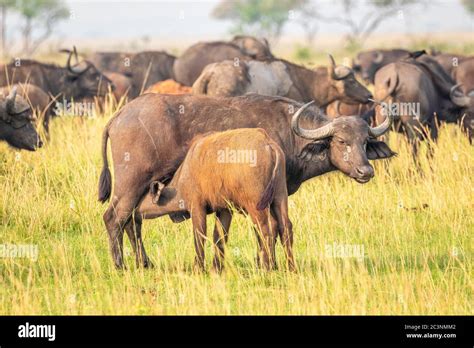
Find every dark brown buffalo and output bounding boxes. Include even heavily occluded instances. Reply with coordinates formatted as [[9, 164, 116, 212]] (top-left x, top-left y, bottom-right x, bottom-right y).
[[173, 36, 273, 86], [353, 49, 410, 83], [88, 51, 133, 76], [326, 100, 373, 122], [451, 57, 474, 95], [0, 51, 111, 102], [1, 83, 52, 137], [0, 87, 42, 151], [98, 94, 395, 269], [193, 55, 373, 107], [103, 71, 132, 101], [373, 53, 473, 151], [145, 128, 291, 271], [430, 51, 469, 76], [88, 50, 176, 98], [128, 51, 176, 97]]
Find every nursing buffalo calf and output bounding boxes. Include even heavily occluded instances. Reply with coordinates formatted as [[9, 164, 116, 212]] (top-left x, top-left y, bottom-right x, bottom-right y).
[[98, 94, 395, 269], [142, 128, 291, 271], [0, 87, 42, 151]]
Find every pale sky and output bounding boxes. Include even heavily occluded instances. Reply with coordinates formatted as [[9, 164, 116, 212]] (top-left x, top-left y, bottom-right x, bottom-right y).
[[6, 0, 474, 41]]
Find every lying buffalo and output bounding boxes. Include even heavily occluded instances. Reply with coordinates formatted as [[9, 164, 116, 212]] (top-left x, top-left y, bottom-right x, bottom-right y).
[[98, 94, 395, 269], [0, 87, 42, 151], [193, 55, 373, 107], [173, 36, 273, 86], [353, 49, 410, 83], [147, 128, 291, 271], [0, 51, 111, 103]]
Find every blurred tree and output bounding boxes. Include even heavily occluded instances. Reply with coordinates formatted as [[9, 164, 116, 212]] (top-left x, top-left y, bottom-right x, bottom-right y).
[[212, 0, 308, 43], [313, 0, 424, 47], [460, 0, 474, 15], [16, 0, 69, 55], [0, 0, 15, 58]]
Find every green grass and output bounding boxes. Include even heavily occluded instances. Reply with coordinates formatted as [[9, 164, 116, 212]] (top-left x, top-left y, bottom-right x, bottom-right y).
[[0, 106, 472, 315]]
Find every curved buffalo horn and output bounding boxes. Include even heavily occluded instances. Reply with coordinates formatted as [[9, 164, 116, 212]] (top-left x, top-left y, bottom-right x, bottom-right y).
[[67, 50, 87, 75], [367, 98, 393, 138], [328, 54, 351, 80], [291, 100, 335, 140], [450, 84, 470, 107], [6, 86, 17, 114], [73, 45, 79, 64], [374, 51, 384, 64]]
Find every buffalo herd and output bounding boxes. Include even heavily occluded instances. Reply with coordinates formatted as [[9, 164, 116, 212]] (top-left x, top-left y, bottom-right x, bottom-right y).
[[1, 36, 472, 270]]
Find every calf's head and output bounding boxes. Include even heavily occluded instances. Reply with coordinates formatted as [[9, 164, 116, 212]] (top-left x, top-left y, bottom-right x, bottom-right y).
[[327, 55, 373, 105], [0, 87, 42, 151], [352, 50, 384, 83], [292, 101, 395, 183]]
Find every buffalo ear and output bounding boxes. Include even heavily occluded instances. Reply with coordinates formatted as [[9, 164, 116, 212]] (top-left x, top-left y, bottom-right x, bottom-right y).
[[298, 140, 329, 162], [157, 187, 177, 206], [366, 140, 396, 160]]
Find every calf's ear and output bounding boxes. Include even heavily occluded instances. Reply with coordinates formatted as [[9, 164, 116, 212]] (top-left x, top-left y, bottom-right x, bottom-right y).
[[366, 140, 397, 160]]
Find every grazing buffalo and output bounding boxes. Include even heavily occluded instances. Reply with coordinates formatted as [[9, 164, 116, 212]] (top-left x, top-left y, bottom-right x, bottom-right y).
[[0, 51, 111, 102], [0, 87, 42, 151], [98, 94, 395, 269], [173, 36, 273, 86], [447, 84, 474, 144], [146, 128, 291, 271], [193, 55, 373, 107], [353, 49, 410, 83]]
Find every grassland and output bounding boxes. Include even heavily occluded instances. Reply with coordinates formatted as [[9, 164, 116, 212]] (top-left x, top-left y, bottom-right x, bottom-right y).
[[0, 48, 473, 315]]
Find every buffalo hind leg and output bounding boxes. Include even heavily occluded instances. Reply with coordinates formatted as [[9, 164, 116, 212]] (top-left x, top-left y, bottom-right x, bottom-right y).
[[124, 215, 153, 268], [212, 209, 232, 273], [250, 209, 277, 271], [103, 201, 127, 269], [272, 202, 296, 272], [192, 206, 207, 272]]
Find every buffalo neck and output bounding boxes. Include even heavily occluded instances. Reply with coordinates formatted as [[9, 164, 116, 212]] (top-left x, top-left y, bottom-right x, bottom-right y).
[[283, 61, 332, 107]]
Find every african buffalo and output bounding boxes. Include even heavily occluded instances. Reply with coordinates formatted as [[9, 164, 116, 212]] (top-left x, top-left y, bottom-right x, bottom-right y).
[[146, 128, 291, 271], [173, 36, 273, 86], [326, 100, 374, 122], [0, 83, 52, 137], [193, 55, 373, 107], [88, 51, 133, 76], [0, 87, 42, 151], [98, 94, 395, 269], [103, 71, 132, 101], [353, 49, 410, 83], [451, 57, 474, 95], [373, 53, 473, 152], [0, 51, 111, 102], [430, 52, 469, 76]]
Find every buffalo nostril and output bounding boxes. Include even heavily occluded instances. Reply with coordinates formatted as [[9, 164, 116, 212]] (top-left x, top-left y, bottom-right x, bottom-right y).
[[356, 165, 374, 178], [37, 139, 43, 148]]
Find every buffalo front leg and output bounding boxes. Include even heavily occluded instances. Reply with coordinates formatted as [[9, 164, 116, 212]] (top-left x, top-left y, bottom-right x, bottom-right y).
[[212, 209, 233, 273], [124, 215, 153, 268], [191, 207, 207, 272]]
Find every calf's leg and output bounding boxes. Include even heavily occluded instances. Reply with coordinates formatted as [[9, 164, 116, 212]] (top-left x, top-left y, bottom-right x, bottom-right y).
[[212, 208, 232, 273], [191, 206, 208, 271], [272, 201, 296, 272]]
